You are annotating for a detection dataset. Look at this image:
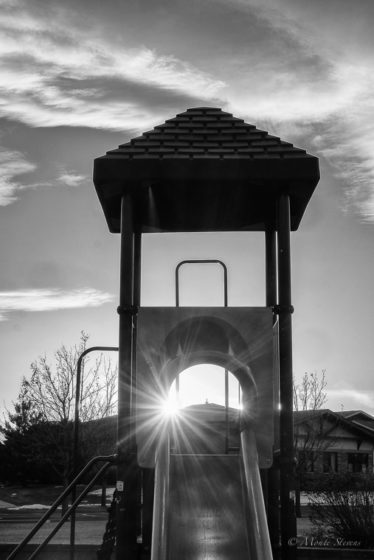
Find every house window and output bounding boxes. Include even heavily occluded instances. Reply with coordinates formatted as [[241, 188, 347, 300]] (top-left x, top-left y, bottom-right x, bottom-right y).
[[347, 453, 369, 473], [323, 452, 338, 473], [298, 450, 315, 472]]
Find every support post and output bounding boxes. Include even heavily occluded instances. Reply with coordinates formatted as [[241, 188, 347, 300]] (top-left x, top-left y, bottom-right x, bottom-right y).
[[116, 194, 138, 560], [277, 195, 297, 560], [133, 231, 142, 540], [265, 228, 281, 557], [266, 228, 277, 308]]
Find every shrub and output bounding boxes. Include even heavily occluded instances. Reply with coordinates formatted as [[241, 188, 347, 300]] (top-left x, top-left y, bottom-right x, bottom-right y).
[[309, 474, 374, 548]]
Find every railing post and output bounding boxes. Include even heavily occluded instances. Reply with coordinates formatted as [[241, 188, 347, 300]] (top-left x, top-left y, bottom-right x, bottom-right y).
[[70, 346, 118, 560]]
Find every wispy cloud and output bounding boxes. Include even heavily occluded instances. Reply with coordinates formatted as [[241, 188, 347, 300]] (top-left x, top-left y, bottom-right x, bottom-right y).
[[0, 151, 88, 205], [327, 388, 374, 415], [0, 148, 37, 206], [0, 1, 225, 132], [0, 288, 114, 321], [1, 0, 374, 221], [220, 0, 374, 222], [57, 172, 87, 188]]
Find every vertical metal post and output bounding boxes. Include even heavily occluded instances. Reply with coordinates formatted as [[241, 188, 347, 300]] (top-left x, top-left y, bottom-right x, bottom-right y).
[[117, 194, 138, 560], [70, 346, 118, 560], [277, 195, 296, 560], [133, 231, 142, 540], [265, 228, 281, 557], [266, 229, 277, 308], [132, 231, 142, 425]]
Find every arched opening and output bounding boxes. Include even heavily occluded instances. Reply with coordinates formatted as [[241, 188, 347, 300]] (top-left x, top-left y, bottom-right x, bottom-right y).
[[167, 363, 241, 410], [136, 307, 274, 468], [164, 364, 242, 455]]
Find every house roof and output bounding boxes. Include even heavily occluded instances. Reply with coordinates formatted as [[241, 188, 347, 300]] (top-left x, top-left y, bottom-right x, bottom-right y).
[[294, 409, 332, 423], [339, 410, 374, 420], [94, 107, 320, 233], [294, 409, 374, 441], [180, 402, 240, 423], [338, 410, 374, 433]]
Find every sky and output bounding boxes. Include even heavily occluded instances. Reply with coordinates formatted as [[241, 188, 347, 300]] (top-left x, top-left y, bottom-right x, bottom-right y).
[[0, 0, 374, 417]]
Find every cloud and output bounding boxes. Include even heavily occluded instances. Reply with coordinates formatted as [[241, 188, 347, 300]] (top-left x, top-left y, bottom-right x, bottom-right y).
[[327, 388, 374, 414], [57, 172, 87, 187], [0, 151, 87, 206], [0, 288, 114, 320], [1, 0, 374, 221], [0, 2, 225, 132], [0, 148, 37, 205], [220, 0, 374, 222]]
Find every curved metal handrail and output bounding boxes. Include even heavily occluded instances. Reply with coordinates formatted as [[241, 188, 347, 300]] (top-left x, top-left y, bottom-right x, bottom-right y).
[[174, 259, 232, 451], [6, 454, 117, 560], [175, 259, 228, 307], [71, 346, 118, 556]]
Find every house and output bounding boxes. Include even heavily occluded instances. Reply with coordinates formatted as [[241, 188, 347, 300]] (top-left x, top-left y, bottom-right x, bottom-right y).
[[85, 406, 374, 476], [294, 409, 374, 475]]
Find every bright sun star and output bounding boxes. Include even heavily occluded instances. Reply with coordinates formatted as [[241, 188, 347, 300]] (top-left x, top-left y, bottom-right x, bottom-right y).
[[161, 397, 180, 418]]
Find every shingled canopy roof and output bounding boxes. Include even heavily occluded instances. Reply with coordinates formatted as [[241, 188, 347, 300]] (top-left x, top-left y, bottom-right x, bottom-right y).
[[94, 107, 319, 233]]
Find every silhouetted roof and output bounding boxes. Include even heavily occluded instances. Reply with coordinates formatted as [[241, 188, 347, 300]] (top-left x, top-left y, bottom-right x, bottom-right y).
[[339, 410, 374, 419], [294, 409, 332, 424], [181, 402, 240, 423], [94, 107, 319, 233], [338, 410, 374, 432], [294, 409, 374, 440], [108, 108, 310, 161]]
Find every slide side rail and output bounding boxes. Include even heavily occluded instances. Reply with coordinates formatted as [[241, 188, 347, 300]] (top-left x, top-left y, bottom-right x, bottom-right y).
[[241, 429, 273, 559], [151, 435, 169, 560]]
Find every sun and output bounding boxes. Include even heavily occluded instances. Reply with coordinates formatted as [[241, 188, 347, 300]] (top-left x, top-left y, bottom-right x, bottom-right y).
[[160, 397, 180, 418]]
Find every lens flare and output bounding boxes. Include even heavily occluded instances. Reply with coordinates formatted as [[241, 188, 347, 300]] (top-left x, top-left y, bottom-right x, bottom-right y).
[[161, 396, 180, 418]]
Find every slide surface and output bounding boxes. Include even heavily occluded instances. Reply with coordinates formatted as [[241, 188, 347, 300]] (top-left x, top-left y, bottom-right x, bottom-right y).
[[166, 454, 251, 560]]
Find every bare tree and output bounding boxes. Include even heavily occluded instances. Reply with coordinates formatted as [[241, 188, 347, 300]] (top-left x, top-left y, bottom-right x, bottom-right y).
[[293, 370, 331, 516], [293, 369, 327, 412], [2, 332, 117, 488], [27, 331, 117, 423]]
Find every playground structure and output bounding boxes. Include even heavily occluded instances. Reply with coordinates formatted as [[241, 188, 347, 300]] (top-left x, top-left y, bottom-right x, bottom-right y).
[[93, 106, 320, 559], [5, 107, 319, 560]]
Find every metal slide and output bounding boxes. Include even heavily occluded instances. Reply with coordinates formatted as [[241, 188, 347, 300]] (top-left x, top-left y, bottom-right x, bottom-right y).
[[151, 429, 273, 560]]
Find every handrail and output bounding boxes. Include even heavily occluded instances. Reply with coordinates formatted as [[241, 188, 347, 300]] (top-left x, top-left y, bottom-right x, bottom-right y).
[[175, 259, 228, 307], [6, 454, 117, 560], [28, 462, 112, 560], [71, 346, 118, 558], [174, 259, 231, 452]]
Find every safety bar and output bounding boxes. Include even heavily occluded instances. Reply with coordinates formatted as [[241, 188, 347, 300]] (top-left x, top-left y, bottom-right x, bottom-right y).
[[175, 259, 232, 452], [175, 259, 228, 307], [6, 454, 117, 560]]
